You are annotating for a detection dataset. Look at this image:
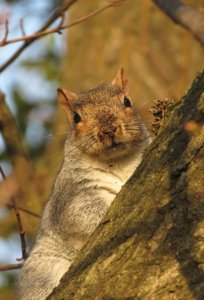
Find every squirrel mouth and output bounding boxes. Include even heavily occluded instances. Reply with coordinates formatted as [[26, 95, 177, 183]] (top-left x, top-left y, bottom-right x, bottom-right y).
[[99, 134, 125, 151], [112, 141, 121, 148], [108, 140, 124, 150]]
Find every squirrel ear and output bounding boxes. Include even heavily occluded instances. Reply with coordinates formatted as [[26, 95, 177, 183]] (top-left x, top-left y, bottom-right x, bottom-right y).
[[111, 68, 129, 94], [57, 88, 77, 120]]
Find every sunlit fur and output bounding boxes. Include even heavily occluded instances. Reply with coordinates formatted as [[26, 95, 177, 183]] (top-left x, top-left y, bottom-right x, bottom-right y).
[[69, 83, 149, 161], [18, 75, 151, 300]]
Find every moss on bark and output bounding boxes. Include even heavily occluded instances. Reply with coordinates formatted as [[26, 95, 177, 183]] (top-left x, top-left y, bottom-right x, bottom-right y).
[[49, 71, 204, 300]]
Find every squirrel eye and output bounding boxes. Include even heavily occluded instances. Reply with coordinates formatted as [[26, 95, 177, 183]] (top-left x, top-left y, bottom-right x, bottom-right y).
[[124, 96, 132, 108], [73, 111, 81, 124]]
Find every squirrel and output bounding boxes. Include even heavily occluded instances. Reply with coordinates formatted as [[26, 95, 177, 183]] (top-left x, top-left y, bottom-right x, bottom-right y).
[[17, 68, 151, 300]]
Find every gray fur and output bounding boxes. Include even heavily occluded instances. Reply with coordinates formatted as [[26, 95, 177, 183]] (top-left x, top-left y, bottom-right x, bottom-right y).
[[17, 78, 151, 299]]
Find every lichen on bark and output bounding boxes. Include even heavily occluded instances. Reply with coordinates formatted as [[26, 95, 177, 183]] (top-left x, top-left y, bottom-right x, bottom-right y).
[[49, 71, 204, 300]]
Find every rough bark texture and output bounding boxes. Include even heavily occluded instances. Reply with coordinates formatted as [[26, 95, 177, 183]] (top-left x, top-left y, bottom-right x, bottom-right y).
[[49, 71, 204, 300]]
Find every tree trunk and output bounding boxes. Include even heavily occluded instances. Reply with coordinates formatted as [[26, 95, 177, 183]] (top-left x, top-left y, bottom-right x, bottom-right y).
[[48, 70, 204, 300]]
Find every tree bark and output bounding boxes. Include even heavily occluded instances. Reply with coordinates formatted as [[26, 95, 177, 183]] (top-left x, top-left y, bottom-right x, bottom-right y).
[[49, 70, 204, 300], [152, 0, 204, 47]]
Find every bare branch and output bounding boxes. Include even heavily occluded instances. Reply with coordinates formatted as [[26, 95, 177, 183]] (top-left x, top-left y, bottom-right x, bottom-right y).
[[0, 0, 78, 73], [0, 165, 6, 180], [56, 13, 65, 34], [12, 200, 28, 260], [0, 263, 23, 271], [0, 91, 33, 175], [19, 18, 26, 36], [0, 165, 28, 260], [8, 204, 40, 218], [0, 0, 124, 48], [60, 0, 125, 31], [152, 0, 204, 47], [0, 92, 42, 215], [0, 173, 18, 206], [0, 18, 9, 44], [0, 172, 40, 218]]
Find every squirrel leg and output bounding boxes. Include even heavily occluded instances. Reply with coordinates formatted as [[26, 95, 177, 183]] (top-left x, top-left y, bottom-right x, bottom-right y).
[[17, 237, 74, 300]]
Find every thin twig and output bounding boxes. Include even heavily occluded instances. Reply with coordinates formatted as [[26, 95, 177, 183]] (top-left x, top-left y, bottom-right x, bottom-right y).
[[0, 165, 6, 180], [0, 263, 24, 271], [0, 175, 40, 217], [57, 13, 65, 34], [0, 0, 123, 46], [0, 0, 124, 73], [60, 0, 124, 30], [0, 18, 9, 44], [0, 90, 40, 212], [19, 18, 26, 36], [0, 165, 28, 261], [0, 91, 41, 216], [12, 202, 27, 261], [0, 0, 78, 73], [7, 203, 40, 218]]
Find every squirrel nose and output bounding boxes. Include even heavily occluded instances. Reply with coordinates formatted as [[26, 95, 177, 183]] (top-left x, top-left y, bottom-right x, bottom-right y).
[[101, 126, 117, 136], [98, 113, 119, 141], [98, 125, 118, 142]]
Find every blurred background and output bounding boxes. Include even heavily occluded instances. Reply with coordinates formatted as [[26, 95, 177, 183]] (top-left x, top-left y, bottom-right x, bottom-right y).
[[0, 0, 203, 298]]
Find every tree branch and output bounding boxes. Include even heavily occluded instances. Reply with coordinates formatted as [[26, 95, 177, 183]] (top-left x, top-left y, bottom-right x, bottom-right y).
[[0, 0, 123, 48], [1, 18, 9, 44], [152, 0, 204, 47], [0, 91, 33, 177], [0, 0, 78, 73], [0, 165, 27, 260], [0, 173, 40, 217], [19, 18, 26, 37], [0, 263, 23, 271], [0, 0, 124, 73], [8, 204, 40, 218], [0, 173, 18, 206], [0, 91, 41, 221], [0, 165, 28, 260]]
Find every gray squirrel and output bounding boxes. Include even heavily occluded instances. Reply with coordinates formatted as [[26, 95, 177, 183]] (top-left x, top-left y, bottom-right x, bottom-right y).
[[17, 68, 151, 299]]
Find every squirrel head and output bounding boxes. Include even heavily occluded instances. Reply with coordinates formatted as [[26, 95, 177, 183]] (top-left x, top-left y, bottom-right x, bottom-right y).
[[57, 68, 147, 161]]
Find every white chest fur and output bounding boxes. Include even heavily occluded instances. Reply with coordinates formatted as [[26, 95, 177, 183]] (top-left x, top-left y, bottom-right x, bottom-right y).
[[81, 151, 143, 206]]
